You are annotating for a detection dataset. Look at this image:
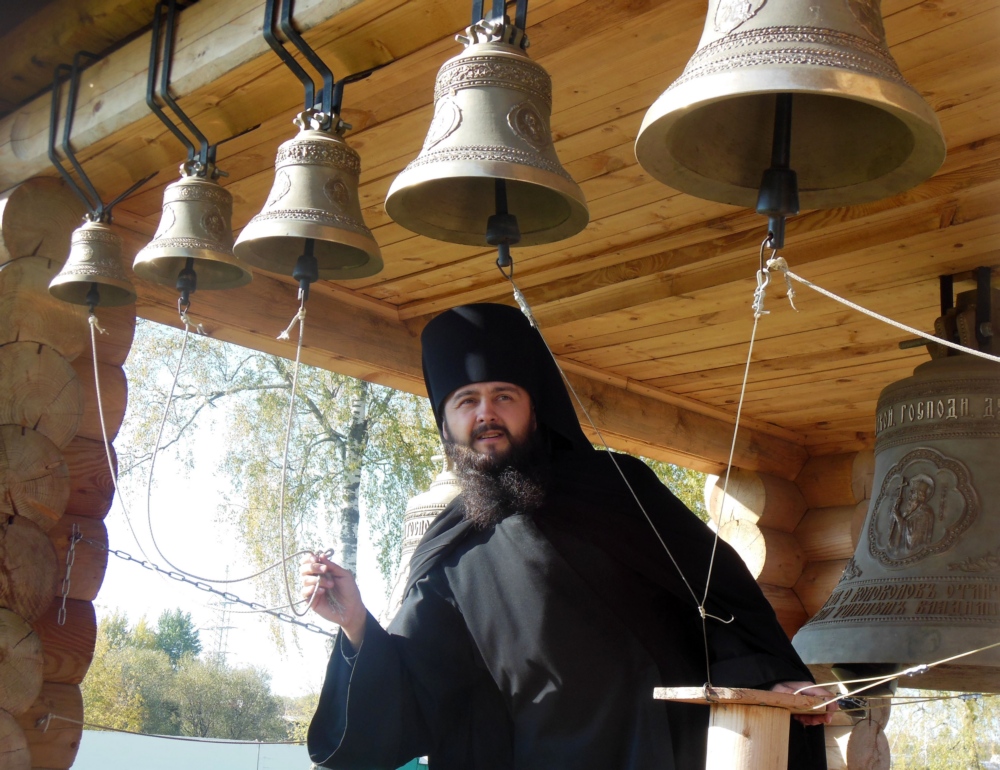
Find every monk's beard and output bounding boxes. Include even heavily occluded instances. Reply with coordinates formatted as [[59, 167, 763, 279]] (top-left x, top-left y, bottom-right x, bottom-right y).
[[444, 428, 550, 529]]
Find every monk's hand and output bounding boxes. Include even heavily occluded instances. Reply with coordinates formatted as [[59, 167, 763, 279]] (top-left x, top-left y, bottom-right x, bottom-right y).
[[300, 552, 367, 648], [771, 681, 838, 726]]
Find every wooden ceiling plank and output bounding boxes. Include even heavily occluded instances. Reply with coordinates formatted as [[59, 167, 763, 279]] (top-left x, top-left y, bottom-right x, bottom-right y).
[[383, 134, 1000, 318]]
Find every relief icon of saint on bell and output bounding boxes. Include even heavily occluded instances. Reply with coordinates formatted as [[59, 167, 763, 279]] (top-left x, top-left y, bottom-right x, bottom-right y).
[[868, 448, 977, 567]]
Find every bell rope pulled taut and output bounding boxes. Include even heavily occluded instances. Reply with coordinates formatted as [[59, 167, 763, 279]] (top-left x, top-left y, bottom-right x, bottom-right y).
[[385, 14, 589, 247], [635, 0, 946, 217]]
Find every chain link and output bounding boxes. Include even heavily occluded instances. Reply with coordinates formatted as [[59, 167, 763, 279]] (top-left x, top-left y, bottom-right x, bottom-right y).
[[83, 539, 335, 638], [57, 524, 82, 626]]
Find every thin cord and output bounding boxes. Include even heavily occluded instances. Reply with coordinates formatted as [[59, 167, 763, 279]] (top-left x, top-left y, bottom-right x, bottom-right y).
[[89, 313, 154, 563], [275, 298, 322, 617], [141, 313, 319, 586], [37, 712, 305, 745], [801, 638, 1000, 711], [767, 257, 1000, 364]]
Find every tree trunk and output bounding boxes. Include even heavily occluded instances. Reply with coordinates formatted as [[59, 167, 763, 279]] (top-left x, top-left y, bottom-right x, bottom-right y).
[[15, 682, 83, 769], [339, 381, 369, 575], [0, 257, 87, 360]]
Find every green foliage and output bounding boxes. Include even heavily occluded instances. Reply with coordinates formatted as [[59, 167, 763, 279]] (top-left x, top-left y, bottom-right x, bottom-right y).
[[83, 609, 293, 740], [173, 658, 286, 740], [120, 320, 442, 623], [154, 608, 202, 666], [641, 457, 709, 522], [282, 692, 320, 744], [886, 689, 1000, 769]]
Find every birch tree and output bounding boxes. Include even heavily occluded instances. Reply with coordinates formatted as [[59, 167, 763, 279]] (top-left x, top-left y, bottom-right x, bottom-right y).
[[119, 320, 441, 609]]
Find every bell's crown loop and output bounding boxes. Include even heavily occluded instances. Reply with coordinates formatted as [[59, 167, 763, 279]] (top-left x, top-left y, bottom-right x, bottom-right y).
[[635, 0, 946, 211], [49, 219, 136, 307], [456, 17, 529, 49], [385, 37, 588, 247]]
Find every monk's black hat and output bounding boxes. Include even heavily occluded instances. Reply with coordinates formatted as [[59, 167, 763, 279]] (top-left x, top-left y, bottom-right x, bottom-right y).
[[420, 303, 588, 450]]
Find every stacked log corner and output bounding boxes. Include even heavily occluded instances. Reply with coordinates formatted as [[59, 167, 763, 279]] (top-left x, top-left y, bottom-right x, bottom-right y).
[[0, 178, 134, 770], [705, 450, 876, 770]]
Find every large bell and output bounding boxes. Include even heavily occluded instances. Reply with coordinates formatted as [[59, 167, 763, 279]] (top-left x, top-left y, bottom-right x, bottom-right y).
[[385, 24, 589, 246], [49, 219, 136, 307], [635, 0, 946, 210], [793, 351, 1000, 693], [133, 166, 251, 291], [233, 115, 383, 280]]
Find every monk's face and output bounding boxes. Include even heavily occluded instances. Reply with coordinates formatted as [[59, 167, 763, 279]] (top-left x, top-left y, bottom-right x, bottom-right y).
[[441, 381, 535, 459]]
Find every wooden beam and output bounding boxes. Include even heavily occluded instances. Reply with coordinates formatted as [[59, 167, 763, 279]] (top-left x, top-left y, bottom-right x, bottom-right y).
[[120, 225, 808, 475], [0, 0, 160, 115], [0, 0, 468, 194]]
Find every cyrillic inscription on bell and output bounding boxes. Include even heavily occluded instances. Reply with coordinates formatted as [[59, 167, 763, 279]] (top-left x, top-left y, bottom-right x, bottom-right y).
[[792, 356, 1000, 693], [385, 20, 589, 246], [635, 0, 946, 210]]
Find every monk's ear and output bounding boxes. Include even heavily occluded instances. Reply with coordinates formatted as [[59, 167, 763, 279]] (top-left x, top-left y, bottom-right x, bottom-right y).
[[441, 418, 452, 441]]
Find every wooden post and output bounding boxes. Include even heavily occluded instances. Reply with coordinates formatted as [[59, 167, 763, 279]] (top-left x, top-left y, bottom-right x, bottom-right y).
[[654, 687, 830, 770], [0, 177, 126, 770]]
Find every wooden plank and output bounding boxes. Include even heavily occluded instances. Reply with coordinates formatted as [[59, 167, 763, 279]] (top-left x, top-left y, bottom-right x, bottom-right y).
[[32, 600, 97, 686], [15, 682, 83, 770]]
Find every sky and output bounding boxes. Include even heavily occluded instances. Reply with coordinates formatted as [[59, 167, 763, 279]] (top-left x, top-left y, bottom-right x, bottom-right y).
[[94, 403, 392, 698]]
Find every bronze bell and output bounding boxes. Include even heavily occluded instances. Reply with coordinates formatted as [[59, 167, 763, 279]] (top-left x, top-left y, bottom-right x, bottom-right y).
[[233, 111, 382, 280], [385, 18, 589, 246], [134, 163, 251, 291], [49, 219, 136, 307], [635, 0, 946, 210], [793, 341, 1000, 691]]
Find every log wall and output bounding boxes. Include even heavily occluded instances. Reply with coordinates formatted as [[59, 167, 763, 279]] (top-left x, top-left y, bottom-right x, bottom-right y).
[[0, 178, 134, 769]]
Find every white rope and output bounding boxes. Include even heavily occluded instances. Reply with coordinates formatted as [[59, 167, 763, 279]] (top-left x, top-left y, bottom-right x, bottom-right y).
[[803, 638, 1000, 711], [37, 712, 305, 745], [89, 312, 154, 564], [765, 256, 1000, 364], [140, 314, 320, 587], [499, 264, 750, 688], [275, 299, 323, 618]]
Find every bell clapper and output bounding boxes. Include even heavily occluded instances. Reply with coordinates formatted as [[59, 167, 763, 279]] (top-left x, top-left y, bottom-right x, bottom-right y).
[[175, 256, 198, 311], [487, 178, 521, 270], [755, 93, 800, 250], [293, 238, 320, 303]]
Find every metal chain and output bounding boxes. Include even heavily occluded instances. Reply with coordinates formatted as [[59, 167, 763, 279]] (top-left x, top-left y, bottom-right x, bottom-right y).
[[82, 538, 336, 638], [57, 524, 82, 626]]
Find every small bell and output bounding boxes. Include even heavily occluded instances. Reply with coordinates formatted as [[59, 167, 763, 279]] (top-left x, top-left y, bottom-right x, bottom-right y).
[[133, 163, 251, 291], [635, 0, 946, 211], [385, 18, 589, 246], [233, 111, 383, 281], [49, 219, 136, 308]]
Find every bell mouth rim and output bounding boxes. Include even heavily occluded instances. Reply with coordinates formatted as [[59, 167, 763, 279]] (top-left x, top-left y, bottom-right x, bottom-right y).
[[635, 69, 946, 211], [385, 162, 590, 247], [48, 274, 137, 307], [132, 251, 253, 291], [233, 226, 384, 281]]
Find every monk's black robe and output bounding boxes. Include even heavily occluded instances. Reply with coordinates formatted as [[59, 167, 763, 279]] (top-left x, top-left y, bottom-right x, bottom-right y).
[[309, 449, 827, 770]]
